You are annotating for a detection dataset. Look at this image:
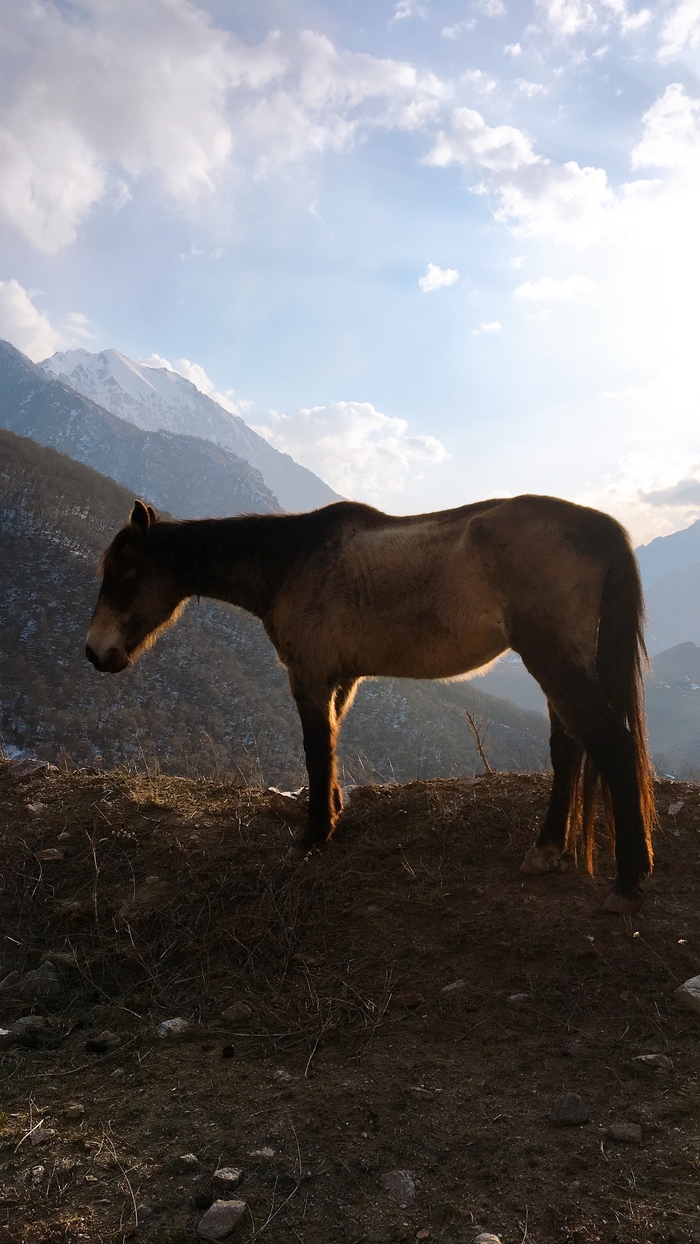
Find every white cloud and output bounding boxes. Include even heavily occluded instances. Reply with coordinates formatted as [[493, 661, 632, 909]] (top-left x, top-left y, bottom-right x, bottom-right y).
[[472, 321, 502, 333], [476, 0, 507, 16], [0, 279, 71, 360], [658, 0, 700, 61], [427, 106, 614, 244], [419, 262, 460, 291], [514, 274, 595, 299], [392, 0, 428, 20], [631, 84, 700, 173], [516, 79, 548, 97], [535, 0, 653, 41], [442, 20, 477, 38], [142, 353, 250, 416], [504, 42, 523, 54], [0, 3, 448, 253], [253, 401, 449, 501]]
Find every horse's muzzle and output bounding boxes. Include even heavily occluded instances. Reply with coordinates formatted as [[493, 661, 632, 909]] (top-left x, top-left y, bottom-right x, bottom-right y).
[[85, 644, 128, 674]]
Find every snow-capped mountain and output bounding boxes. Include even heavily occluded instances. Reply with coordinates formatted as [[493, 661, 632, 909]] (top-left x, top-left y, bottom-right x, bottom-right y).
[[39, 349, 340, 512]]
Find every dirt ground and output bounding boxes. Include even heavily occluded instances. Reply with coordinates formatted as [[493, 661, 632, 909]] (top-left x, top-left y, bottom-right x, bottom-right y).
[[1, 760, 700, 1244]]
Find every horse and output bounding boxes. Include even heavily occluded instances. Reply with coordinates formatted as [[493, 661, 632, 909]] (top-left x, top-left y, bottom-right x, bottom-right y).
[[85, 495, 655, 912]]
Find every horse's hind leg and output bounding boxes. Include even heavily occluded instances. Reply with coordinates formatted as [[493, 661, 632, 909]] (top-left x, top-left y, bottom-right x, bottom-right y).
[[520, 708, 580, 875]]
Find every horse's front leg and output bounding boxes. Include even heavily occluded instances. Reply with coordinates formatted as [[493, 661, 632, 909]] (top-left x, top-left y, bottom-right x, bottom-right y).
[[288, 679, 338, 858]]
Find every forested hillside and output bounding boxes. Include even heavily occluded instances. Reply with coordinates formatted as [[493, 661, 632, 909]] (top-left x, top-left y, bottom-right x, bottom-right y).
[[0, 431, 549, 782]]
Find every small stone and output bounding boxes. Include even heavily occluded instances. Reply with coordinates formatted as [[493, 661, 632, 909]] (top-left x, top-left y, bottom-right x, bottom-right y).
[[221, 1003, 252, 1024], [247, 1147, 275, 1160], [441, 979, 467, 993], [57, 832, 71, 842], [63, 1103, 85, 1121], [19, 962, 60, 1001], [29, 1126, 56, 1147], [197, 1199, 247, 1240], [27, 802, 48, 816], [35, 848, 64, 861], [176, 1153, 200, 1171], [137, 1205, 153, 1221], [10, 1015, 46, 1034], [549, 1093, 590, 1126], [213, 1166, 242, 1188], [416, 1232, 431, 1241], [380, 1169, 416, 1207], [156, 1017, 191, 1038], [273, 1069, 292, 1083], [110, 1067, 125, 1078], [674, 976, 700, 1014], [30, 1165, 45, 1184], [145, 875, 160, 884], [633, 1053, 674, 1071], [85, 1029, 121, 1053], [506, 993, 530, 1007], [669, 801, 684, 816], [608, 1122, 642, 1145], [474, 1235, 502, 1244]]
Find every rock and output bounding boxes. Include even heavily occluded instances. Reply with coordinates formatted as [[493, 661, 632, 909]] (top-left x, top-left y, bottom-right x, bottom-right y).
[[29, 1126, 56, 1147], [633, 1053, 674, 1071], [63, 1103, 85, 1121], [380, 1169, 416, 1207], [145, 875, 160, 884], [549, 1093, 590, 1126], [273, 1069, 292, 1083], [247, 1147, 275, 1160], [85, 1029, 121, 1053], [674, 976, 700, 1014], [197, 1199, 247, 1240], [506, 993, 530, 1007], [221, 1003, 252, 1025], [156, 1017, 191, 1038], [474, 1236, 502, 1244], [416, 1232, 431, 1242], [0, 1027, 13, 1046], [668, 800, 684, 816], [608, 1122, 642, 1144], [176, 1153, 200, 1171], [10, 960, 60, 1000], [10, 1015, 46, 1035], [35, 848, 64, 861], [110, 1067, 125, 1078], [1, 759, 55, 782], [441, 979, 467, 993], [213, 1166, 242, 1188]]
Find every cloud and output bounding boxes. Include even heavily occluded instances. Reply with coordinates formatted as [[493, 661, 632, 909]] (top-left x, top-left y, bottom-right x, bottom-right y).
[[504, 42, 523, 54], [427, 106, 614, 244], [142, 353, 250, 416], [0, 3, 448, 253], [476, 0, 507, 15], [631, 84, 700, 173], [253, 401, 449, 501], [419, 263, 460, 292], [391, 0, 428, 20], [535, 0, 652, 41], [658, 0, 700, 61], [472, 321, 502, 333], [516, 79, 548, 97], [0, 279, 71, 360], [641, 477, 700, 507], [514, 274, 595, 299], [442, 20, 477, 38]]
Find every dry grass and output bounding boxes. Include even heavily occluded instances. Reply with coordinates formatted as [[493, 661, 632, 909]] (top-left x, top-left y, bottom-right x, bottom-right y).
[[1, 761, 700, 1243]]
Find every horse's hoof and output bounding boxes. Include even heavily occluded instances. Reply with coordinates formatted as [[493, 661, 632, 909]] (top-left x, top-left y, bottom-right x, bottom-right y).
[[603, 891, 642, 914], [520, 844, 561, 875], [284, 842, 311, 863]]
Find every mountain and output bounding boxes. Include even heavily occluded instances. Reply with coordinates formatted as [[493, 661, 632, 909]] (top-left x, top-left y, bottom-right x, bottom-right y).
[[645, 642, 700, 779], [0, 429, 550, 782], [635, 519, 700, 589], [39, 348, 341, 513], [0, 339, 280, 519]]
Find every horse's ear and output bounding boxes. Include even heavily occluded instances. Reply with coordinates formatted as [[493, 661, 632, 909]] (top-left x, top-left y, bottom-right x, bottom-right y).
[[147, 505, 158, 524], [130, 499, 151, 532]]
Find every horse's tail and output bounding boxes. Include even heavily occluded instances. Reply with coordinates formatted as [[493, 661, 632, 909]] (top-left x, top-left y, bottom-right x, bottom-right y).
[[569, 528, 655, 875]]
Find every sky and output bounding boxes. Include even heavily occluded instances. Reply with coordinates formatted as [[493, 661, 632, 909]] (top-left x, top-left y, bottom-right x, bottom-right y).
[[0, 0, 699, 543]]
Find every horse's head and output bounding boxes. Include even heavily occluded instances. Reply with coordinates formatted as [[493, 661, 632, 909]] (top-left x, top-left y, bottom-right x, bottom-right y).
[[86, 500, 185, 674]]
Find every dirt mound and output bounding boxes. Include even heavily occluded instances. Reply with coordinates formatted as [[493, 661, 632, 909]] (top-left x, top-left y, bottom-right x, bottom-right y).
[[0, 762, 699, 1243]]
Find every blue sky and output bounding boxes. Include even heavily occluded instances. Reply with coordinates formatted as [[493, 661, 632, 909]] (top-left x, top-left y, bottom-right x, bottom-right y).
[[1, 0, 699, 540]]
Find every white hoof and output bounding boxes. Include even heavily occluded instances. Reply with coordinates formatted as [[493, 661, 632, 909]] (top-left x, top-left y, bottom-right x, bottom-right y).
[[519, 843, 562, 875]]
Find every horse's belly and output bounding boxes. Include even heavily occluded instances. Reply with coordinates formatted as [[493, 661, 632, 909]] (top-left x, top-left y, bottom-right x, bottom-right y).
[[351, 619, 507, 680]]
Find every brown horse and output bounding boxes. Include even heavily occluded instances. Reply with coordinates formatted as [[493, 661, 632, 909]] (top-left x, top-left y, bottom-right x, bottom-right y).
[[86, 495, 655, 911]]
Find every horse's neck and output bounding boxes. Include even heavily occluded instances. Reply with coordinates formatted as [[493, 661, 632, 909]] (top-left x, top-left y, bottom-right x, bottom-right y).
[[158, 515, 291, 617]]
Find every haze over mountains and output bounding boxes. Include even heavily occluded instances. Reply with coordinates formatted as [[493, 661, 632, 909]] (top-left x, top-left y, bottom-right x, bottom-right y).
[[39, 348, 340, 513]]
